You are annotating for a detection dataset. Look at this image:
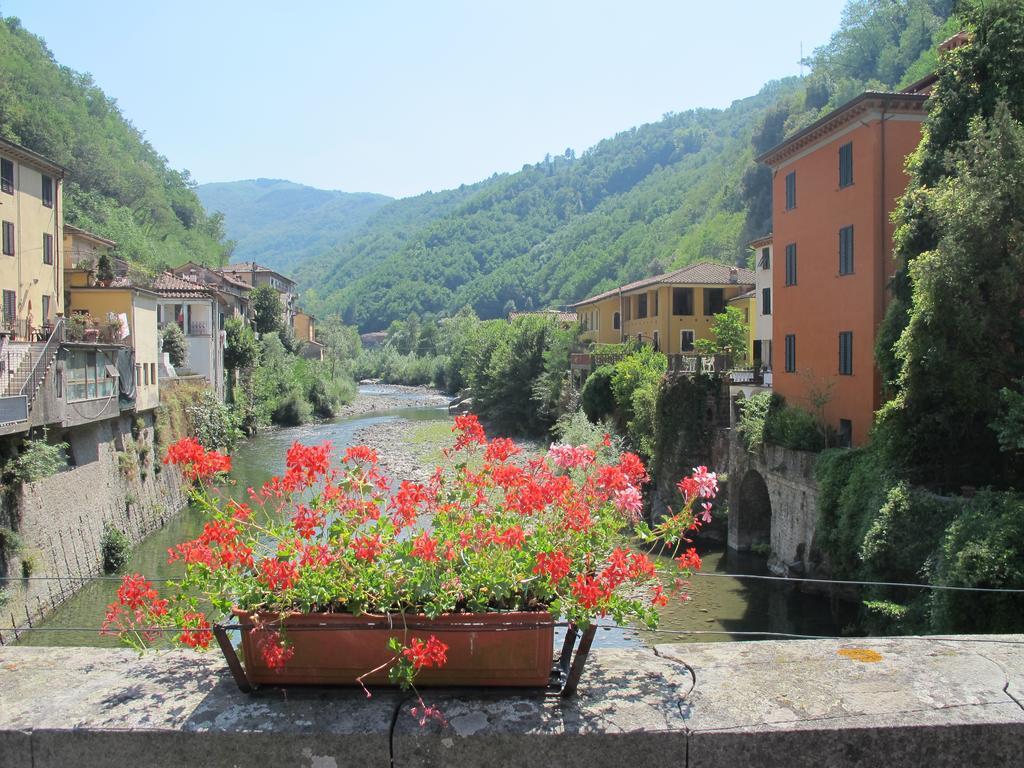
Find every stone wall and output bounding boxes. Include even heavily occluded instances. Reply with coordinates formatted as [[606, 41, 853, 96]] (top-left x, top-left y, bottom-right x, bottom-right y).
[[0, 411, 186, 643], [1, 635, 1021, 767]]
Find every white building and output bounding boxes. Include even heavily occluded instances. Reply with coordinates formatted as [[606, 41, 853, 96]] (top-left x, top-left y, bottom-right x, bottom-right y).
[[750, 234, 773, 376]]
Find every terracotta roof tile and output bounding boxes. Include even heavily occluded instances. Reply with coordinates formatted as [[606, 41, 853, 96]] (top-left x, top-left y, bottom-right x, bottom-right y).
[[151, 272, 213, 299]]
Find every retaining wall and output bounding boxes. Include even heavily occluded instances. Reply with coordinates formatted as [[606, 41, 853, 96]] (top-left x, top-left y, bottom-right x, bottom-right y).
[[1, 635, 1021, 767], [0, 412, 186, 643]]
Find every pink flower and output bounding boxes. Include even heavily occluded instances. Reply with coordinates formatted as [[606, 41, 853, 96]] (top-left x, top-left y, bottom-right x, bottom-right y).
[[547, 443, 596, 470], [691, 466, 718, 499], [613, 485, 643, 523], [699, 501, 713, 524]]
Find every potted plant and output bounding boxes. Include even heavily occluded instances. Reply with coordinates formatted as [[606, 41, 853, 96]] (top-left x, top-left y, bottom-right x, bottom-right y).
[[102, 415, 716, 711]]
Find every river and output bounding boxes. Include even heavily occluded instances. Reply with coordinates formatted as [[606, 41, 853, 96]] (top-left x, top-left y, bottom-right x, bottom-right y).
[[17, 385, 843, 648]]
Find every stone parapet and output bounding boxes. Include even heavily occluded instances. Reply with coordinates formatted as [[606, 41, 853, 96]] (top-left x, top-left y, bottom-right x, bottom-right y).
[[1, 635, 1022, 767]]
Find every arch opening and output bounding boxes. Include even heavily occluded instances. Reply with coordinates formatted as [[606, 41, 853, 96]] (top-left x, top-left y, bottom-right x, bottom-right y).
[[736, 469, 772, 551]]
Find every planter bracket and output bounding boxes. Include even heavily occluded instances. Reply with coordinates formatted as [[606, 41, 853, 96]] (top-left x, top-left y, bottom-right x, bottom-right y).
[[213, 623, 255, 693], [553, 623, 597, 698]]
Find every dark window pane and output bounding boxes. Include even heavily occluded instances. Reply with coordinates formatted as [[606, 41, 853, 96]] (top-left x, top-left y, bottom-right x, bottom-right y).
[[672, 287, 693, 315], [0, 158, 13, 194], [785, 172, 796, 209]]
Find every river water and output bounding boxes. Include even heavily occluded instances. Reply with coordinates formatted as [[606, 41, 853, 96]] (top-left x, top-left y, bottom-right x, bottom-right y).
[[18, 387, 843, 648]]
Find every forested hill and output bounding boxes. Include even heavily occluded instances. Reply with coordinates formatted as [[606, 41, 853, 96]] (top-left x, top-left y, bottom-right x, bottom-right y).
[[195, 179, 392, 274], [0, 16, 231, 269], [297, 0, 955, 332]]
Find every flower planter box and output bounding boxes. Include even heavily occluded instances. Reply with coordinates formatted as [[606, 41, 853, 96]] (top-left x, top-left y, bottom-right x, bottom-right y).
[[231, 609, 557, 688]]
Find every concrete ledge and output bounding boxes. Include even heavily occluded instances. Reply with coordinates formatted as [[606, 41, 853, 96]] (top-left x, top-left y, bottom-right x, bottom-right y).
[[2, 636, 1022, 767]]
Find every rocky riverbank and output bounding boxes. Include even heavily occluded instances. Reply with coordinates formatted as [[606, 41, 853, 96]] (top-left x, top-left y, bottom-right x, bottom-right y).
[[336, 383, 451, 419]]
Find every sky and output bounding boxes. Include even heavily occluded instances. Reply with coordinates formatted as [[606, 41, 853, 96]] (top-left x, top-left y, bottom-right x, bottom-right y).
[[2, 1, 850, 199]]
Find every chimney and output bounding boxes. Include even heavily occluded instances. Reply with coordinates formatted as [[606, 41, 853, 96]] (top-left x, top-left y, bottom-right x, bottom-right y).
[[729, 267, 738, 284]]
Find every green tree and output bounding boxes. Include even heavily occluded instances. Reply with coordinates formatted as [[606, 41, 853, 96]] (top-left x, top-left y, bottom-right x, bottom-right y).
[[250, 284, 283, 335], [161, 323, 188, 368], [693, 306, 749, 366], [223, 317, 260, 372], [318, 315, 362, 378], [878, 102, 1024, 488]]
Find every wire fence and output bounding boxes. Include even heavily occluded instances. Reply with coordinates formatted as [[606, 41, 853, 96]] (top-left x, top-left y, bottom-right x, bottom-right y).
[[3, 571, 1024, 593]]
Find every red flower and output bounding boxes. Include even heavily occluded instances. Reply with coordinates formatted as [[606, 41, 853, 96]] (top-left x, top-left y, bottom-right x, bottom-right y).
[[497, 524, 526, 549], [533, 550, 572, 583], [484, 437, 520, 463], [351, 533, 384, 562], [178, 611, 212, 649], [452, 414, 486, 450], [163, 437, 231, 480], [570, 574, 607, 610], [255, 629, 295, 670], [258, 558, 299, 591], [402, 636, 449, 669], [292, 504, 325, 539], [343, 445, 379, 465], [284, 441, 332, 488], [411, 532, 439, 563], [116, 573, 167, 614], [676, 547, 702, 571]]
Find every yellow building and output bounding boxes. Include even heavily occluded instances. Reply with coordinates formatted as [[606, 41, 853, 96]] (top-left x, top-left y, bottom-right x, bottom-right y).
[[727, 289, 757, 365], [293, 310, 315, 343], [572, 262, 756, 355], [64, 225, 116, 271], [66, 285, 161, 412], [0, 138, 66, 338]]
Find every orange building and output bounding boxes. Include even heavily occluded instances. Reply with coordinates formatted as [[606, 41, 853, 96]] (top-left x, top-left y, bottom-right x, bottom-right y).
[[759, 91, 928, 447]]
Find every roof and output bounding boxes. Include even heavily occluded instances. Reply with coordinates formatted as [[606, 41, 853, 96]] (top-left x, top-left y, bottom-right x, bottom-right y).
[[747, 234, 773, 249], [507, 310, 578, 323], [174, 262, 252, 291], [757, 91, 929, 167], [729, 289, 756, 301], [64, 225, 117, 248], [151, 272, 214, 299], [0, 136, 68, 176], [221, 262, 295, 286], [572, 262, 756, 307]]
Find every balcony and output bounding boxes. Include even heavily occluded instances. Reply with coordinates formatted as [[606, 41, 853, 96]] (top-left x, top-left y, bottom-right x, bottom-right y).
[[0, 318, 61, 344]]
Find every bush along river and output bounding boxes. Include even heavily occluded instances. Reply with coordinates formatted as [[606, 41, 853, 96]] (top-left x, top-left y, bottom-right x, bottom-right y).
[[18, 384, 843, 648]]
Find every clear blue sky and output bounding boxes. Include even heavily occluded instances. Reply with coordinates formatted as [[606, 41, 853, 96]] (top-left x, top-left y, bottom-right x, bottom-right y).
[[2, 1, 849, 199]]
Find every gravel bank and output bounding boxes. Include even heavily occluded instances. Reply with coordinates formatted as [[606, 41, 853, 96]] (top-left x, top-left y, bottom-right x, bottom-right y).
[[335, 384, 451, 419]]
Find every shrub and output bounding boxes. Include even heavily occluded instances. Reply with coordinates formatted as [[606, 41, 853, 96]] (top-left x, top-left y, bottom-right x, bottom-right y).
[[765, 401, 833, 452], [0, 526, 24, 556], [931, 490, 1024, 632], [21, 550, 39, 578], [101, 524, 132, 574], [11, 433, 68, 484], [186, 390, 241, 450], [580, 365, 616, 422], [161, 323, 188, 368], [272, 390, 312, 426], [553, 409, 625, 461], [736, 390, 773, 452]]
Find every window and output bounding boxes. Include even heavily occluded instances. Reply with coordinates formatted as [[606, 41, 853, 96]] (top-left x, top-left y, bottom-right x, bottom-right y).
[[672, 287, 693, 315], [651, 291, 659, 317], [703, 288, 725, 316], [2, 290, 15, 326], [136, 364, 141, 386], [42, 175, 53, 208], [151, 363, 157, 383], [612, 311, 620, 330], [2, 221, 13, 256], [624, 296, 631, 321], [839, 142, 853, 188], [637, 294, 648, 319], [838, 419, 853, 448], [680, 329, 695, 352], [759, 247, 770, 269], [0, 158, 12, 194], [41, 295, 50, 323], [784, 334, 796, 373], [785, 171, 796, 210], [785, 243, 797, 286], [839, 225, 854, 275], [42, 233, 53, 265], [143, 364, 149, 385], [66, 348, 117, 402], [762, 287, 771, 315], [839, 331, 853, 375]]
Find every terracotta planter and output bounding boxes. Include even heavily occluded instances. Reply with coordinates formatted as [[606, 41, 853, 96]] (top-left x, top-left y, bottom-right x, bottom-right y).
[[83, 328, 100, 343], [233, 609, 555, 687]]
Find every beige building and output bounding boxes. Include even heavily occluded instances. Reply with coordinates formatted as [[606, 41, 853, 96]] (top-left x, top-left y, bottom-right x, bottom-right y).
[[572, 262, 755, 355], [0, 138, 66, 339]]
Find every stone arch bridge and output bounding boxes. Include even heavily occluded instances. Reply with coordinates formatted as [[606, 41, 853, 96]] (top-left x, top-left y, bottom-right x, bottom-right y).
[[726, 435, 823, 574]]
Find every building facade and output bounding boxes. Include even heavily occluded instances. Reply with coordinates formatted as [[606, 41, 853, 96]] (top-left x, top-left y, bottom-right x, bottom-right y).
[[572, 262, 755, 355], [760, 91, 928, 447], [749, 235, 773, 372], [0, 138, 66, 339]]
